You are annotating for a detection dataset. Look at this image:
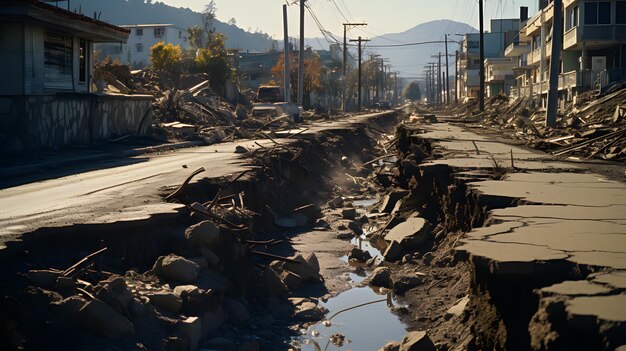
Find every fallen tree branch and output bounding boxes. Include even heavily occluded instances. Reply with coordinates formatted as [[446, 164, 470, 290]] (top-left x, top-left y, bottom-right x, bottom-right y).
[[165, 167, 205, 201]]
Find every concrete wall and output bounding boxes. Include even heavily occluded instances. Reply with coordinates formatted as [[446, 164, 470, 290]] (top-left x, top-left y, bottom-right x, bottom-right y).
[[0, 22, 25, 95], [0, 94, 152, 152]]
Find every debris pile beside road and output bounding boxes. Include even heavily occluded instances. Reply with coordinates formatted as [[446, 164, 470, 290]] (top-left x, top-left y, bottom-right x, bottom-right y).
[[96, 63, 317, 145], [422, 87, 626, 163]]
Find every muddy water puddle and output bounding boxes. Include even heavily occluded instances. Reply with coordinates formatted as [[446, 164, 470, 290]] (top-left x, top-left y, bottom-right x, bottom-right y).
[[297, 230, 407, 350], [296, 284, 407, 351]]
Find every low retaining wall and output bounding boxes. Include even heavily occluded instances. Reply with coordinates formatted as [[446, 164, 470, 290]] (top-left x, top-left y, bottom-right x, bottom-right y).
[[0, 93, 153, 152]]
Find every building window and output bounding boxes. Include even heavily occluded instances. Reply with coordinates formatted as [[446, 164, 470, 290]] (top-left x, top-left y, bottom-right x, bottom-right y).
[[136, 28, 143, 36], [585, 1, 611, 25], [179, 30, 182, 39], [44, 31, 73, 89], [617, 1, 626, 24], [567, 6, 579, 30], [79, 39, 87, 83], [136, 43, 144, 52], [154, 27, 165, 37]]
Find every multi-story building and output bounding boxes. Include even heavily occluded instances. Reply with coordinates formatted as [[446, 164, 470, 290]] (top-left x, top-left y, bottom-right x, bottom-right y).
[[458, 18, 520, 100], [485, 57, 516, 96], [97, 24, 190, 68], [506, 0, 626, 104]]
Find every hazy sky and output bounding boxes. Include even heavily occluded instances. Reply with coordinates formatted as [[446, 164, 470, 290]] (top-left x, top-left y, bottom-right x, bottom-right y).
[[159, 0, 537, 38]]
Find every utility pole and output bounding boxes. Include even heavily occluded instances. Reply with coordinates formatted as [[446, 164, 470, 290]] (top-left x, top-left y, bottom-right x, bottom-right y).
[[349, 36, 369, 112], [343, 22, 366, 112], [445, 34, 450, 105], [437, 53, 442, 105], [298, 0, 305, 107], [394, 71, 398, 105], [478, 0, 485, 111], [282, 5, 290, 103], [546, 0, 562, 127], [455, 50, 459, 103]]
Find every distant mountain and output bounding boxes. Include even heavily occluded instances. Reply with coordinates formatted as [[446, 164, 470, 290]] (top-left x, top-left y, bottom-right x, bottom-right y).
[[71, 0, 277, 52], [300, 20, 477, 79], [367, 20, 477, 79]]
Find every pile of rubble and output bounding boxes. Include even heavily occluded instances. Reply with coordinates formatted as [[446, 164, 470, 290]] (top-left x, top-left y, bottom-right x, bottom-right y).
[[96, 63, 312, 145], [444, 87, 626, 162], [17, 213, 327, 350]]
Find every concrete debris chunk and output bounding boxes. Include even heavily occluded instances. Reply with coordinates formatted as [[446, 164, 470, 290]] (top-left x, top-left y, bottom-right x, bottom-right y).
[[235, 145, 248, 153], [399, 331, 436, 351], [224, 298, 250, 324], [185, 220, 221, 248], [159, 254, 200, 283], [76, 299, 135, 339]]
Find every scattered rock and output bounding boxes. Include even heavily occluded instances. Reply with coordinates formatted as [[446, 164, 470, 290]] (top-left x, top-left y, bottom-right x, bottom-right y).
[[383, 241, 403, 261], [445, 295, 469, 320], [379, 191, 409, 214], [401, 254, 413, 265], [384, 216, 430, 248], [199, 247, 220, 267], [369, 267, 392, 288], [379, 341, 401, 351], [280, 270, 303, 291], [185, 220, 221, 248], [159, 255, 200, 283], [235, 145, 248, 153], [348, 247, 372, 262], [342, 208, 357, 220], [174, 285, 200, 297], [146, 290, 183, 314], [93, 276, 134, 317], [27, 269, 62, 288], [75, 299, 135, 339], [422, 252, 434, 265], [399, 331, 436, 351], [305, 252, 321, 274], [358, 214, 369, 224], [329, 196, 344, 208], [348, 220, 363, 235], [178, 316, 202, 351], [393, 275, 422, 295], [336, 231, 354, 240], [282, 254, 319, 282], [329, 333, 347, 347], [261, 268, 288, 296], [294, 301, 327, 321]]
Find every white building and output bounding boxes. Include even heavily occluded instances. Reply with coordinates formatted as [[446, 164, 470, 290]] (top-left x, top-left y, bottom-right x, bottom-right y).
[[97, 24, 190, 68]]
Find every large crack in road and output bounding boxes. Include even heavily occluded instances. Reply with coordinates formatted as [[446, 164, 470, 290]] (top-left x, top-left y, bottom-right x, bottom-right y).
[[2, 109, 625, 351]]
